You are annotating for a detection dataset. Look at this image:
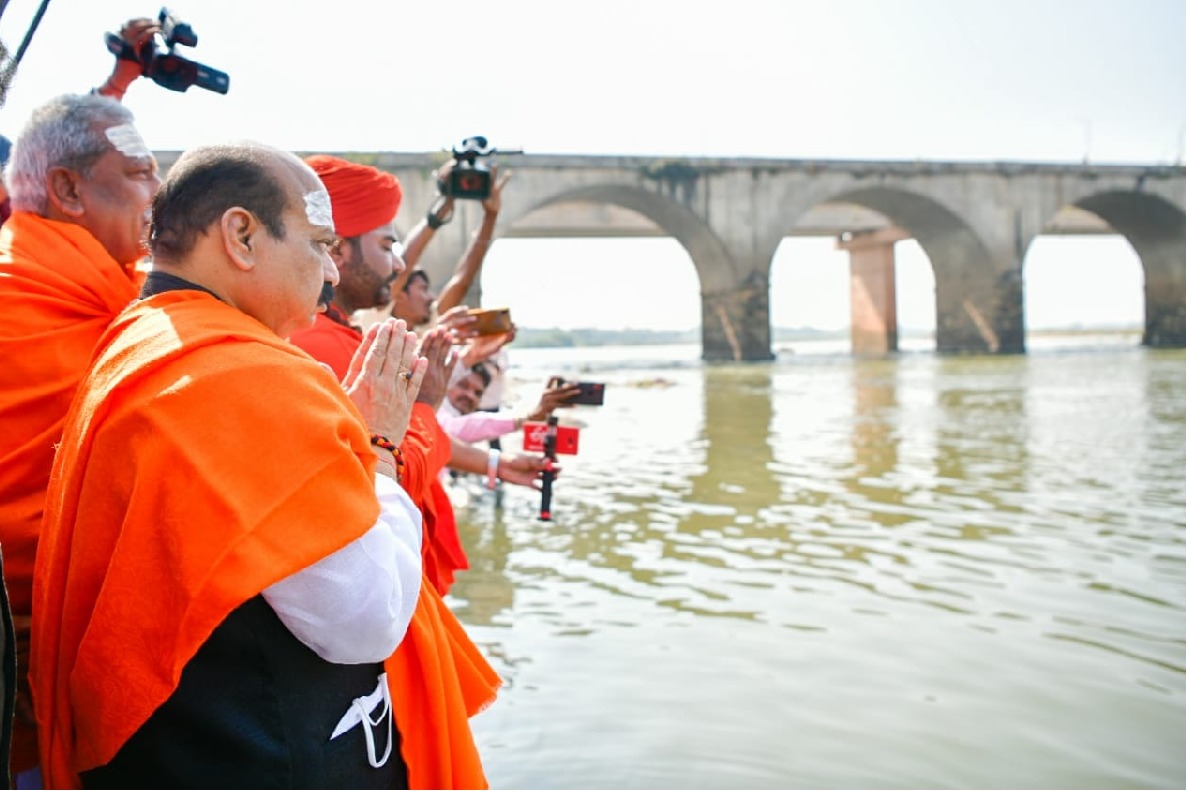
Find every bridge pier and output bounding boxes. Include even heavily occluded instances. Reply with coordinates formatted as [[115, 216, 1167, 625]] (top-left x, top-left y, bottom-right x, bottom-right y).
[[837, 227, 909, 355], [1146, 268, 1186, 346], [932, 259, 1025, 355], [701, 272, 775, 362]]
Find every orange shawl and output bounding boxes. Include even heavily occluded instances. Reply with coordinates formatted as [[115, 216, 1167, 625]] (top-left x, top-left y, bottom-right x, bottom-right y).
[[401, 405, 470, 595], [286, 307, 362, 381], [0, 212, 140, 617], [0, 212, 141, 774], [34, 290, 498, 789], [31, 291, 384, 787], [386, 578, 500, 789]]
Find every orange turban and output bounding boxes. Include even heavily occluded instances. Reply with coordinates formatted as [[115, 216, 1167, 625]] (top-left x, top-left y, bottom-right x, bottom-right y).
[[304, 155, 403, 238]]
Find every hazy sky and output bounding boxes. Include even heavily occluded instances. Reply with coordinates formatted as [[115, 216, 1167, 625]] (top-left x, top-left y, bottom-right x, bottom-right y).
[[0, 0, 1175, 331]]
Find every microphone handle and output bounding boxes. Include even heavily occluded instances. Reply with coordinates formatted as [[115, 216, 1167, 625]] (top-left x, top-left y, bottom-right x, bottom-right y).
[[539, 466, 554, 521]]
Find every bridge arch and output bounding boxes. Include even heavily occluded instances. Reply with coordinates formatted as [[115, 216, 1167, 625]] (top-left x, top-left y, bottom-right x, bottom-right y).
[[807, 186, 1019, 354], [505, 184, 735, 293], [1066, 191, 1186, 345], [504, 184, 770, 360]]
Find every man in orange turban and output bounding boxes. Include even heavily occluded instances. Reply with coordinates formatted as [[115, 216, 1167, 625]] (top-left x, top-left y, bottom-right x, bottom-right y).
[[288, 155, 405, 380], [286, 156, 474, 593], [288, 156, 550, 596], [0, 93, 159, 783]]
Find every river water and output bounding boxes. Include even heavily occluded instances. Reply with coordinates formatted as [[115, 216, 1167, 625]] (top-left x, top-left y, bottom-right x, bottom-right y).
[[445, 337, 1186, 789]]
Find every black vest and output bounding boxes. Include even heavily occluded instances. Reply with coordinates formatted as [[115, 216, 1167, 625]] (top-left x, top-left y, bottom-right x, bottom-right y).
[[81, 595, 407, 789]]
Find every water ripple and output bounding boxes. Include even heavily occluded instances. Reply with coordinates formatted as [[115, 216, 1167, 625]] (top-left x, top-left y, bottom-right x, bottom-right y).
[[451, 346, 1186, 789]]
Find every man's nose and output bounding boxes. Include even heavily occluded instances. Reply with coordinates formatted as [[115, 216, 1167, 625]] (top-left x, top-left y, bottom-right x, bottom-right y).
[[323, 256, 340, 286]]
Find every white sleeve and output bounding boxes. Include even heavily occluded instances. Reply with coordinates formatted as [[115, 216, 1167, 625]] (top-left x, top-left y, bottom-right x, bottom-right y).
[[261, 473, 423, 664]]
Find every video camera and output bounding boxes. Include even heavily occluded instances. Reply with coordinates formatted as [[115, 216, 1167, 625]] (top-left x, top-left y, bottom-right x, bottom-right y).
[[105, 7, 229, 95], [438, 135, 498, 200]]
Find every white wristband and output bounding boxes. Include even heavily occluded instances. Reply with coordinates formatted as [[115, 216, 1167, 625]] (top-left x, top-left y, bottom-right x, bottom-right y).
[[486, 449, 501, 490]]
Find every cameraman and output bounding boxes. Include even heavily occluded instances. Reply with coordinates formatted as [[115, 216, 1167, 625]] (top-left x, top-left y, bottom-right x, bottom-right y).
[[389, 161, 512, 330]]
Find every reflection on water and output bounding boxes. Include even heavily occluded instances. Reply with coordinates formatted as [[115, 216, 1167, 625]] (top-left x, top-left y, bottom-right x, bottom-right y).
[[449, 343, 1186, 789]]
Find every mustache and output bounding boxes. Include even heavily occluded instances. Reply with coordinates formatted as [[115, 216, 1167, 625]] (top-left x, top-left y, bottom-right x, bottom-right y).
[[318, 282, 335, 308]]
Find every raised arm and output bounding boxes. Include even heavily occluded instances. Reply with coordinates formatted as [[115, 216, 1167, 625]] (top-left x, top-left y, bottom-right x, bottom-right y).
[[390, 162, 457, 295], [400, 195, 454, 272], [433, 165, 512, 315], [94, 17, 160, 101]]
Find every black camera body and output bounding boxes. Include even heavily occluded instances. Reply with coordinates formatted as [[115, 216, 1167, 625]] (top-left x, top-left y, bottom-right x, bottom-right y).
[[439, 136, 495, 200], [105, 7, 229, 95]]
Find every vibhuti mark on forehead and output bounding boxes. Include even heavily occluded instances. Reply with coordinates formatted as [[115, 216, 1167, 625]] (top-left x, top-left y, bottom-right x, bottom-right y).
[[304, 188, 333, 228], [104, 124, 151, 159]]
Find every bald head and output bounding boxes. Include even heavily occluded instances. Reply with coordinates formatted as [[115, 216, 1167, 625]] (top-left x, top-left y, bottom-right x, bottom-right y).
[[148, 141, 339, 337]]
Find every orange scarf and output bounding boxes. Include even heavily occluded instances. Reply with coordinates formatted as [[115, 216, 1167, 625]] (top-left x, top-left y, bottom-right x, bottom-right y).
[[401, 406, 470, 595], [0, 212, 141, 774], [0, 212, 140, 617], [388, 409, 501, 788], [33, 290, 497, 788], [32, 291, 385, 786], [387, 579, 501, 790]]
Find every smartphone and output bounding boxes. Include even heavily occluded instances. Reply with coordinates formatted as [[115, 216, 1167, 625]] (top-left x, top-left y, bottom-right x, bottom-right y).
[[467, 307, 512, 336], [567, 381, 605, 406]]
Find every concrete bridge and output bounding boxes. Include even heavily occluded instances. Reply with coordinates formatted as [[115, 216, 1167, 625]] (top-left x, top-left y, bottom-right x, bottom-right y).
[[165, 150, 1186, 360]]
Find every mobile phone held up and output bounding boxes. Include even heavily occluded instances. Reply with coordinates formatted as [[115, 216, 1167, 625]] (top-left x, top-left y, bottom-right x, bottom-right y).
[[467, 307, 512, 336], [550, 377, 605, 406]]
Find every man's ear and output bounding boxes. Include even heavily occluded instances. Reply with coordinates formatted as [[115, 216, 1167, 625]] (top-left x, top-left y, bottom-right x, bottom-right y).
[[46, 166, 86, 219], [222, 207, 259, 272]]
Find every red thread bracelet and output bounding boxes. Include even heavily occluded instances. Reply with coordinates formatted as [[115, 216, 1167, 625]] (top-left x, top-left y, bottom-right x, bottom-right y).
[[370, 434, 405, 482], [370, 434, 396, 452]]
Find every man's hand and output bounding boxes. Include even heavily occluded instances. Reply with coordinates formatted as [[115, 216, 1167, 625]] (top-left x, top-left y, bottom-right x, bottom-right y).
[[481, 164, 512, 215], [497, 451, 557, 490], [343, 319, 426, 446], [525, 379, 582, 422], [99, 17, 160, 100], [414, 327, 457, 409], [460, 325, 515, 368], [436, 304, 479, 344]]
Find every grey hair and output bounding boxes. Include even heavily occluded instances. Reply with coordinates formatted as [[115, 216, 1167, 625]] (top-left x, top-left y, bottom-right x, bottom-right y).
[[7, 93, 136, 214]]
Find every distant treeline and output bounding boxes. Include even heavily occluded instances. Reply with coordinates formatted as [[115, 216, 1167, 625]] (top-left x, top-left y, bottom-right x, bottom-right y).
[[512, 328, 697, 347], [512, 324, 1138, 348], [512, 326, 855, 347]]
